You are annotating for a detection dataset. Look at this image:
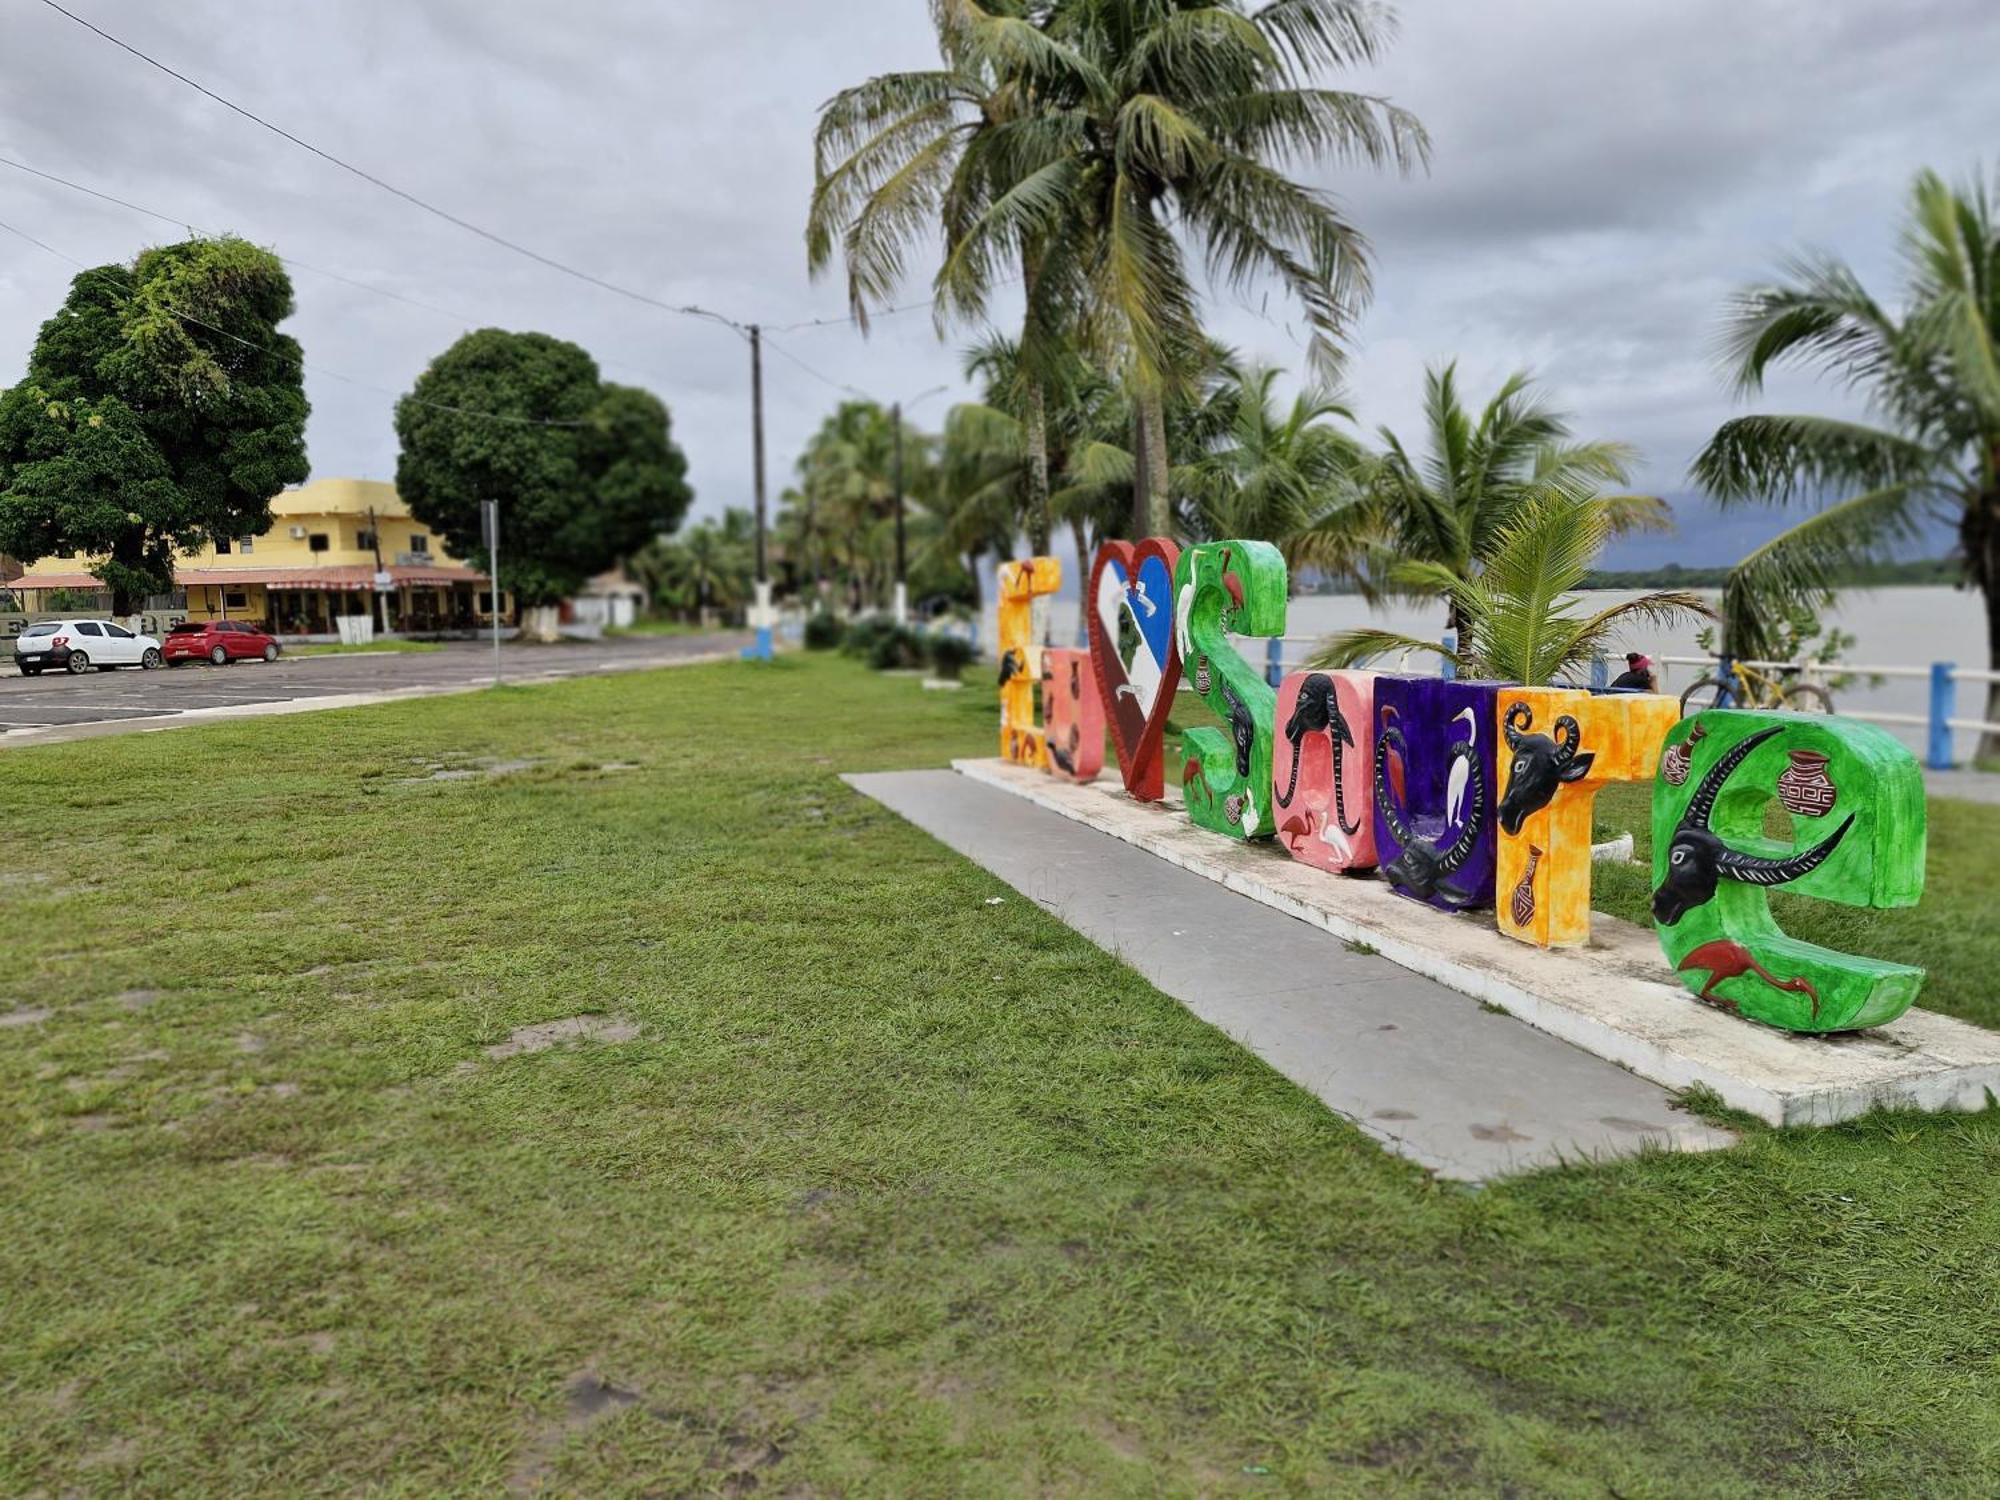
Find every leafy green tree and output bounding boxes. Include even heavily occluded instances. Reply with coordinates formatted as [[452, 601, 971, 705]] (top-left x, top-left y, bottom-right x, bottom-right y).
[[1294, 363, 1669, 630], [939, 0, 1426, 532], [393, 330, 691, 610], [778, 401, 941, 611], [0, 236, 310, 614], [1175, 364, 1366, 548], [1692, 168, 2000, 756], [1310, 495, 1711, 686], [645, 509, 756, 621]]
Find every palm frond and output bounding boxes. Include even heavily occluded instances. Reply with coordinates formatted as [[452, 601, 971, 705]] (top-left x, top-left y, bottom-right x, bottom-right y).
[[1306, 626, 1465, 672]]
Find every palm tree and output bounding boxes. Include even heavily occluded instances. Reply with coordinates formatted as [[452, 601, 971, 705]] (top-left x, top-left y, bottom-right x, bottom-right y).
[[1309, 495, 1712, 686], [807, 1, 1065, 548], [938, 0, 1427, 532], [1293, 363, 1671, 632], [1692, 168, 2000, 757], [649, 511, 756, 623], [1175, 364, 1367, 549]]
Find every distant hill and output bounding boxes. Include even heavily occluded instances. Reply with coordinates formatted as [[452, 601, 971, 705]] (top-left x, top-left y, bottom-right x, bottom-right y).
[[1579, 557, 1959, 590]]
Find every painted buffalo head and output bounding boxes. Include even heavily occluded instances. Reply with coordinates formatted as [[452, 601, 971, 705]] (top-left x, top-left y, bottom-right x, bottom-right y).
[[1497, 702, 1596, 836]]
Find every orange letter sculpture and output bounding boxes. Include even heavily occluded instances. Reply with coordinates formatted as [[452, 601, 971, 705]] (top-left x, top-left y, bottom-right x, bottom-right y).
[[997, 556, 1061, 766], [1042, 647, 1105, 782], [1494, 686, 1679, 947]]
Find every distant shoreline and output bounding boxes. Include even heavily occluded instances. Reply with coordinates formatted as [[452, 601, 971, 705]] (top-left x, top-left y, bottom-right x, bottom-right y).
[[1295, 558, 1960, 597]]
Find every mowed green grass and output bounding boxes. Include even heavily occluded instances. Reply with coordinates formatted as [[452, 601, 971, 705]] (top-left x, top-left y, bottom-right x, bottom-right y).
[[2, 654, 1998, 1497]]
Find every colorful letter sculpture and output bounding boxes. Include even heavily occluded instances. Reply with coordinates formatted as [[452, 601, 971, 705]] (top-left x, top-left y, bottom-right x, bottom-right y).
[[1650, 711, 1926, 1031], [1041, 648, 1105, 783], [996, 556, 1061, 767], [1370, 677, 1501, 910], [1085, 538, 1183, 800], [1174, 540, 1287, 839], [1272, 669, 1377, 873], [1494, 687, 1679, 948]]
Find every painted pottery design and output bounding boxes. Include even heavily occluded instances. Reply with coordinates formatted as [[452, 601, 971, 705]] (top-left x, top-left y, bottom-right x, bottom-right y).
[[1776, 748, 1836, 817], [1510, 846, 1542, 927]]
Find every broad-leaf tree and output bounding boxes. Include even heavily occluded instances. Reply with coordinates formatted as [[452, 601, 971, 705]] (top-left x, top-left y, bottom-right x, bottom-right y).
[[0, 236, 310, 614], [1310, 495, 1712, 686], [939, 0, 1426, 532], [393, 329, 691, 611], [1692, 168, 2000, 756], [1294, 363, 1670, 630]]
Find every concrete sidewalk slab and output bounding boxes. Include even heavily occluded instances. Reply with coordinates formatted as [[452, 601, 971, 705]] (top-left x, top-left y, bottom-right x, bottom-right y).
[[847, 768, 1734, 1181], [955, 757, 2000, 1128]]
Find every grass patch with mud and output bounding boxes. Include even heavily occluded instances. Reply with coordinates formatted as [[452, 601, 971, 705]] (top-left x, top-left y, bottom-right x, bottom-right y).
[[2, 655, 1998, 1496]]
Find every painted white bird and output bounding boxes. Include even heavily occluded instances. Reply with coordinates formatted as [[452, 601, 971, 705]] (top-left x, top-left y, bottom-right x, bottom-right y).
[[1447, 707, 1477, 824], [1175, 582, 1195, 659]]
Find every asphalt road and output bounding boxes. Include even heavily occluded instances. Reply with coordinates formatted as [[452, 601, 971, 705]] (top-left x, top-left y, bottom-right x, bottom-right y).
[[0, 632, 750, 742]]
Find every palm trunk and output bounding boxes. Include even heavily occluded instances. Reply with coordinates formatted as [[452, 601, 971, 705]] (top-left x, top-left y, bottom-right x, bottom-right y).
[[1025, 381, 1052, 554], [1138, 389, 1171, 537]]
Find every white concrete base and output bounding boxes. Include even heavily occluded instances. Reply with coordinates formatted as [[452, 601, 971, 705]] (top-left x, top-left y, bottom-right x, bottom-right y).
[[956, 757, 2000, 1127]]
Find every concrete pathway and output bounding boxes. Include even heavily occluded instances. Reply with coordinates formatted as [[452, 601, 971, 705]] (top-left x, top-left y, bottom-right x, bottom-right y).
[[848, 769, 1734, 1182]]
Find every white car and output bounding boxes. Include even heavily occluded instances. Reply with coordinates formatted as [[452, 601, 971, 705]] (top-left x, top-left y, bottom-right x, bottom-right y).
[[13, 618, 165, 675]]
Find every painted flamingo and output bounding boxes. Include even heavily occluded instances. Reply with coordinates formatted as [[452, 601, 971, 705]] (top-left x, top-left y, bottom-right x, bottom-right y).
[[1676, 939, 1821, 1019]]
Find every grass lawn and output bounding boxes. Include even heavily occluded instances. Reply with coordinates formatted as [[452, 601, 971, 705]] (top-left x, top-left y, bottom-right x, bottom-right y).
[[4, 653, 1999, 1496], [288, 639, 445, 657]]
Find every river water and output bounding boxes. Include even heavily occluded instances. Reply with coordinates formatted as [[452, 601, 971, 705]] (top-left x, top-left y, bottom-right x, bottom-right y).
[[1012, 584, 1992, 760]]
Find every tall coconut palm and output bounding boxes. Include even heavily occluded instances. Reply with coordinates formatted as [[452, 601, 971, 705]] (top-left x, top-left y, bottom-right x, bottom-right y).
[[1692, 168, 2000, 758], [1293, 363, 1671, 632], [936, 0, 1426, 533], [807, 1, 1068, 550], [1175, 364, 1366, 549], [1309, 494, 1712, 685]]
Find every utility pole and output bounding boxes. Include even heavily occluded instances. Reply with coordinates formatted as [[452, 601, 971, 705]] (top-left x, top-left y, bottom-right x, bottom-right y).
[[481, 498, 501, 687], [744, 323, 774, 661], [892, 400, 907, 626]]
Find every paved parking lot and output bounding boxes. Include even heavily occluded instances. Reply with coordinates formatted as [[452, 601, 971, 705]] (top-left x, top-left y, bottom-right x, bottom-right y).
[[0, 632, 749, 745]]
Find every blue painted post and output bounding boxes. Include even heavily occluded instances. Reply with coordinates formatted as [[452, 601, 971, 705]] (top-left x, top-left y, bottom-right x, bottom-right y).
[[1266, 636, 1283, 688], [1928, 662, 1957, 770], [1439, 629, 1457, 681], [1716, 653, 1734, 708], [1590, 654, 1608, 691]]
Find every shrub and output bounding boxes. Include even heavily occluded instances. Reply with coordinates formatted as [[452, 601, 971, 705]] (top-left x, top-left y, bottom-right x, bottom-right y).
[[803, 611, 843, 651], [866, 625, 926, 671], [927, 632, 975, 681], [841, 616, 896, 659]]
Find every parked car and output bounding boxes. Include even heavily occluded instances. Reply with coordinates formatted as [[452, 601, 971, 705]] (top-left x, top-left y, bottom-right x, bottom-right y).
[[13, 618, 164, 675], [162, 620, 282, 666]]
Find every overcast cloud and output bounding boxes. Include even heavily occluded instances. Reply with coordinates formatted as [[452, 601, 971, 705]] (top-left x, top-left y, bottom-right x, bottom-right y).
[[3, 0, 1996, 568]]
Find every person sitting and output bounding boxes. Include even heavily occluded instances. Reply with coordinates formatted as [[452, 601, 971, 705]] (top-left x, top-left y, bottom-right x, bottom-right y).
[[1610, 652, 1657, 692]]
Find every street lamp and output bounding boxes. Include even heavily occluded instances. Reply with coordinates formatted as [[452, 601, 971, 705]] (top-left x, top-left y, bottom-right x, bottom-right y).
[[891, 385, 948, 626]]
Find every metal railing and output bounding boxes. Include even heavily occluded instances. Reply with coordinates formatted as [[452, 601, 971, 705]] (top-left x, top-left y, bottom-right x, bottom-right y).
[[1655, 655, 2000, 769]]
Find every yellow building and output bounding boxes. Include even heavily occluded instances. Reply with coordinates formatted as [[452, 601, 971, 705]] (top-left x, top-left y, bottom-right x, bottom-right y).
[[9, 478, 502, 636]]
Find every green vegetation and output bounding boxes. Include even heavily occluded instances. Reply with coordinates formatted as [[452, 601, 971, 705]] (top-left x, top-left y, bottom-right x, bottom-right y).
[[1694, 167, 2000, 757], [0, 236, 309, 613], [1581, 556, 1959, 591], [394, 329, 692, 608], [3, 653, 1999, 1494], [1311, 494, 1712, 686], [632, 508, 757, 624], [289, 639, 445, 657]]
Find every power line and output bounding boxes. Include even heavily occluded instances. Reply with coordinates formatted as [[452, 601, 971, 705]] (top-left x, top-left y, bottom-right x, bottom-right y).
[[33, 0, 747, 333], [0, 153, 703, 393]]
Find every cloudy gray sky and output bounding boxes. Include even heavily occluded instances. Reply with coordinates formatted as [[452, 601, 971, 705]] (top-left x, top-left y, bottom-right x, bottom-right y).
[[3, 0, 1995, 567]]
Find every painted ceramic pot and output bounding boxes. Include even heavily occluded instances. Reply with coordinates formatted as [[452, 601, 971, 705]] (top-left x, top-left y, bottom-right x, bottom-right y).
[[1660, 722, 1705, 787], [1776, 748, 1837, 817]]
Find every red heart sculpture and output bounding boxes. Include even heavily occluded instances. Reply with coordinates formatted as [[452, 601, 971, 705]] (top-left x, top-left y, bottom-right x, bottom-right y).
[[1085, 537, 1184, 801]]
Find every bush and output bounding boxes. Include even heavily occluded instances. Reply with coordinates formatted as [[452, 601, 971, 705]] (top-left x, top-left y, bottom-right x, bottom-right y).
[[927, 632, 976, 681], [841, 616, 896, 659], [866, 625, 926, 671], [803, 611, 843, 651]]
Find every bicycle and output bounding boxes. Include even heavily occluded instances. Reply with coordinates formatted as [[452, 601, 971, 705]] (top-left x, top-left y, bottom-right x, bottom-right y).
[[1677, 657, 1835, 716]]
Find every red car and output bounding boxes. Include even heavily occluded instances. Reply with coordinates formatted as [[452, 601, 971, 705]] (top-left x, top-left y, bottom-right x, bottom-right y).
[[162, 620, 282, 666]]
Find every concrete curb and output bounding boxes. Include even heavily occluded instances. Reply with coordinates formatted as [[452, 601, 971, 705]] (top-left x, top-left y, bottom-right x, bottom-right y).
[[955, 757, 2000, 1127]]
